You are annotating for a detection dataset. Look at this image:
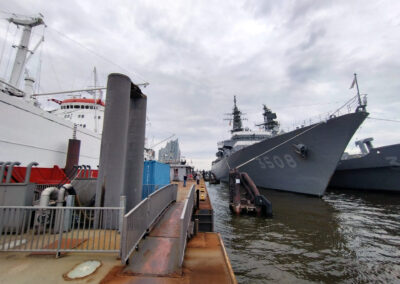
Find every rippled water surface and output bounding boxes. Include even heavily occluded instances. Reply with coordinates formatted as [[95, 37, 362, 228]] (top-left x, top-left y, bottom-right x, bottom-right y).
[[207, 183, 400, 283]]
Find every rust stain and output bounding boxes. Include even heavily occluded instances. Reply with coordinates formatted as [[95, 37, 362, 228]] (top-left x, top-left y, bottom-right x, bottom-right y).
[[99, 265, 126, 284], [29, 238, 86, 256], [183, 233, 236, 284], [99, 180, 236, 283], [129, 238, 175, 275], [150, 202, 184, 238]]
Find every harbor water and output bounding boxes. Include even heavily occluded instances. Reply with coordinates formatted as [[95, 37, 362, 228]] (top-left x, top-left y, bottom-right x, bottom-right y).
[[207, 182, 400, 283]]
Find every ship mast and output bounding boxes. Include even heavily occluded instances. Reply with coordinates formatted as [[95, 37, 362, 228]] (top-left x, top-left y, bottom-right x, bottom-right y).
[[93, 67, 98, 133], [8, 16, 45, 89], [256, 105, 278, 133], [224, 96, 244, 133], [352, 73, 367, 112]]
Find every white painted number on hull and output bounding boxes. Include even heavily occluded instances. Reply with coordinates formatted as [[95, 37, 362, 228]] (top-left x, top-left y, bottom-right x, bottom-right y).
[[257, 154, 297, 169]]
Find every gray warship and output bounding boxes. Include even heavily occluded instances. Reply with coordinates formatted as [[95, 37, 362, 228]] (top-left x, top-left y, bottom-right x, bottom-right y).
[[211, 96, 368, 197], [329, 138, 400, 192]]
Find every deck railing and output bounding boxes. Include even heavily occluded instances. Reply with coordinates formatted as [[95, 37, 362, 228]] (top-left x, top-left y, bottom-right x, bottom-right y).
[[179, 184, 195, 266], [120, 183, 177, 264], [0, 183, 181, 264], [0, 205, 123, 256]]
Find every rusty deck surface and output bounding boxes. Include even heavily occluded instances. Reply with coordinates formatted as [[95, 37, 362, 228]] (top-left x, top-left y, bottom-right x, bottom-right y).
[[122, 201, 185, 276], [100, 233, 236, 284], [0, 180, 236, 283]]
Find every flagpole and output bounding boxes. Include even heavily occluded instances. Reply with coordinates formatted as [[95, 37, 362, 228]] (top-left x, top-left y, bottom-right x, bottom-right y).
[[354, 73, 362, 107]]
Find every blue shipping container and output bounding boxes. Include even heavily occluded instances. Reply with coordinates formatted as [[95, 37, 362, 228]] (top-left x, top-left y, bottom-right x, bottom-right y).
[[142, 161, 171, 199]]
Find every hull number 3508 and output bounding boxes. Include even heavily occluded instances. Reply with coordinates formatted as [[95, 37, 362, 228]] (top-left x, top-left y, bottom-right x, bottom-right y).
[[256, 154, 297, 169]]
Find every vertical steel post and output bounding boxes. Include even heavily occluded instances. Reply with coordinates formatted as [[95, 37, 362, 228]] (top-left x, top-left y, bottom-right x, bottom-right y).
[[95, 73, 147, 227], [124, 86, 147, 211], [119, 195, 126, 234], [95, 74, 131, 209]]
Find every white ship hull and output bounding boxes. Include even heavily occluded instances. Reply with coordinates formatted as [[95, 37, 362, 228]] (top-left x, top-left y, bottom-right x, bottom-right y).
[[0, 91, 101, 168]]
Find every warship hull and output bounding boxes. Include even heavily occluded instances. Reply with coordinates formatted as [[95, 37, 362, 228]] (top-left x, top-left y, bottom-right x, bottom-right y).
[[329, 143, 400, 192], [211, 112, 368, 196]]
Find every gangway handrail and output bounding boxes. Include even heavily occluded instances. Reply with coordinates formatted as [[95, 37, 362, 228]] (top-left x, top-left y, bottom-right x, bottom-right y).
[[120, 183, 177, 264], [179, 184, 195, 266]]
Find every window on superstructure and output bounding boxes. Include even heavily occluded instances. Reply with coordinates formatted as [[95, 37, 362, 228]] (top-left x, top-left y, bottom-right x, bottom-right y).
[[82, 114, 84, 118], [85, 106, 89, 109], [74, 105, 79, 109], [98, 116, 101, 119], [90, 106, 94, 109]]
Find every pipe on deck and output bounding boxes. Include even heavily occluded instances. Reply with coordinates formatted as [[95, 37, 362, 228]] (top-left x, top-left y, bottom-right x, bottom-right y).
[[5, 161, 20, 183]]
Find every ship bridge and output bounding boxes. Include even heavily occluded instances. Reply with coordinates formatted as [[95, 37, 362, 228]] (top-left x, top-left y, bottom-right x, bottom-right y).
[[52, 98, 105, 133]]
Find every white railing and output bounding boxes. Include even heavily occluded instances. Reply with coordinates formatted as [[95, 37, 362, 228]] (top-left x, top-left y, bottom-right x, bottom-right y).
[[120, 183, 177, 264], [179, 184, 195, 266], [286, 94, 366, 132]]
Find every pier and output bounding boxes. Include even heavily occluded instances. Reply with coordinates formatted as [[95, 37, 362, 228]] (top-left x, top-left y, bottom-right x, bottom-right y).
[[0, 180, 236, 283], [0, 74, 236, 283]]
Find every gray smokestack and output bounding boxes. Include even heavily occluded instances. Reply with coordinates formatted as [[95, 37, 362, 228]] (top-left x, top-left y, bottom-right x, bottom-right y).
[[95, 73, 147, 213]]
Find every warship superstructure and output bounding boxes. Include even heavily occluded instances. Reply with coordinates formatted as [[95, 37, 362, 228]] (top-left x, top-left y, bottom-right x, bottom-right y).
[[211, 96, 368, 196]]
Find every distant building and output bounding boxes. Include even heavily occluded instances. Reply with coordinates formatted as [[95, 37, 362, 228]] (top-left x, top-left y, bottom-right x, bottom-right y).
[[158, 139, 181, 163], [169, 164, 193, 181]]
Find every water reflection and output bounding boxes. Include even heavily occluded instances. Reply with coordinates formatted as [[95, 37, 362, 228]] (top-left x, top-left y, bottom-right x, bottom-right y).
[[207, 183, 400, 283]]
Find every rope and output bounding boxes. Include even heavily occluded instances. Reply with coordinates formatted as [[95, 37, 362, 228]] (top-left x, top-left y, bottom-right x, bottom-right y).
[[35, 26, 45, 94], [235, 122, 323, 170], [47, 26, 149, 85], [46, 50, 63, 90], [368, 117, 400, 123], [0, 21, 10, 67], [2, 23, 18, 79]]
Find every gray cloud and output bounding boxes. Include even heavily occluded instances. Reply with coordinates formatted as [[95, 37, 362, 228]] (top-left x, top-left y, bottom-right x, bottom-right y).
[[1, 0, 400, 169]]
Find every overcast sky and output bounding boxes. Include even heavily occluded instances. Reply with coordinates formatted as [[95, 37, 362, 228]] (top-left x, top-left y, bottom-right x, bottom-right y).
[[1, 0, 399, 170]]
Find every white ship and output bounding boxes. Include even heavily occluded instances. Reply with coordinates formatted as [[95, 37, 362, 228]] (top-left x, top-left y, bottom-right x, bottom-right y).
[[0, 15, 104, 169]]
